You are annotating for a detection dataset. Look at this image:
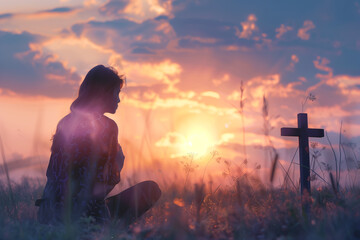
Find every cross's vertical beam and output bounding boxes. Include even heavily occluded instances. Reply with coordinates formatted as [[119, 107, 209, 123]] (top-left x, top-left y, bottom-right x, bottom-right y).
[[298, 113, 310, 196], [281, 113, 324, 217]]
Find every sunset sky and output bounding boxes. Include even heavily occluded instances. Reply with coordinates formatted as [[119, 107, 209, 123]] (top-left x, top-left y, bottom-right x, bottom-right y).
[[1, 0, 360, 186]]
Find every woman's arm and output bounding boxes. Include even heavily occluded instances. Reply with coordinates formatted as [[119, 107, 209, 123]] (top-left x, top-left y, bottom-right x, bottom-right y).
[[92, 145, 124, 199], [116, 144, 125, 172], [92, 120, 123, 199]]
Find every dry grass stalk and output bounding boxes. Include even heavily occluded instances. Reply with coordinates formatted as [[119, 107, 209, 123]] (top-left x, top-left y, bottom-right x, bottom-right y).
[[0, 135, 17, 218], [194, 183, 205, 225], [239, 81, 247, 163]]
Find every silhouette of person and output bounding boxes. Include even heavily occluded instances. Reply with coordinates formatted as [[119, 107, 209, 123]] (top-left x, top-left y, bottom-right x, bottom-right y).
[[35, 65, 161, 224]]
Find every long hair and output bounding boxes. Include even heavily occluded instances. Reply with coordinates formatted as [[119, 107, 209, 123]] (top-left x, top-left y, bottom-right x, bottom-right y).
[[51, 65, 124, 153], [70, 65, 125, 112]]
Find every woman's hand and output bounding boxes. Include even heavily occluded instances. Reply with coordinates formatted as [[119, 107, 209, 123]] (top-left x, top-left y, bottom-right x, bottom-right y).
[[116, 144, 125, 171]]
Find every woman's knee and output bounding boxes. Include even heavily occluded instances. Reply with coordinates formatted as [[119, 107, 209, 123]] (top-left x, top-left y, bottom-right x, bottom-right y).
[[140, 180, 161, 201]]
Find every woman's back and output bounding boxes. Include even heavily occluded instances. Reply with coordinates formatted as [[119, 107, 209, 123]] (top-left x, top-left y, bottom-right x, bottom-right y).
[[38, 111, 120, 224]]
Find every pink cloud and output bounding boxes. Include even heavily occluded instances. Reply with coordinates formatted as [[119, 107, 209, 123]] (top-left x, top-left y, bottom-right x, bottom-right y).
[[28, 7, 79, 19], [235, 14, 258, 39], [286, 54, 299, 71], [201, 91, 220, 99], [326, 75, 360, 91], [298, 76, 307, 82], [313, 56, 333, 79], [275, 24, 293, 39], [212, 74, 230, 86], [121, 59, 182, 93], [83, 0, 99, 7], [99, 0, 173, 23], [297, 20, 315, 40], [181, 36, 218, 44]]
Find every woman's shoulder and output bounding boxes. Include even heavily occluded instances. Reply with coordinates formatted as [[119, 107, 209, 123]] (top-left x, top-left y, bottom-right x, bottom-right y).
[[56, 113, 73, 131], [55, 112, 118, 137], [101, 116, 118, 132]]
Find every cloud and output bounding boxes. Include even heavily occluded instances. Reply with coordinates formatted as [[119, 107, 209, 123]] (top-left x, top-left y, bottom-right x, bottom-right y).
[[217, 133, 235, 145], [39, 7, 75, 13], [105, 57, 184, 103], [99, 0, 128, 16], [168, 16, 273, 51], [297, 20, 315, 40], [326, 75, 360, 89], [0, 30, 81, 98], [0, 13, 13, 20], [306, 74, 359, 108], [308, 84, 347, 108], [66, 5, 330, 57], [291, 54, 299, 63], [71, 17, 175, 54], [66, 16, 301, 101], [179, 36, 218, 46], [212, 74, 230, 86], [155, 131, 186, 148], [226, 73, 309, 121], [64, 14, 357, 129], [122, 59, 181, 87], [29, 6, 79, 18], [0, 7, 78, 22], [235, 14, 258, 39], [201, 91, 220, 99], [123, 91, 238, 118], [84, 0, 99, 7], [275, 24, 292, 39], [170, 17, 238, 48], [246, 74, 291, 98], [313, 56, 333, 79], [286, 54, 299, 71], [42, 36, 116, 76], [131, 47, 154, 54], [99, 0, 173, 22]]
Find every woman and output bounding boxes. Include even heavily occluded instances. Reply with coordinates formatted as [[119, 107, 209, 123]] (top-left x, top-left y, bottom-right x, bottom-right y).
[[36, 65, 161, 224]]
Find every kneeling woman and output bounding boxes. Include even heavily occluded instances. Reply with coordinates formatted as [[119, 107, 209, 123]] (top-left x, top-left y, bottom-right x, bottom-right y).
[[36, 65, 161, 224]]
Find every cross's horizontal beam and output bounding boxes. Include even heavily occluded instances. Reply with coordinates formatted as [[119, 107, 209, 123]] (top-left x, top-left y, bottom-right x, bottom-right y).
[[281, 128, 324, 138], [281, 128, 300, 136], [308, 129, 324, 138]]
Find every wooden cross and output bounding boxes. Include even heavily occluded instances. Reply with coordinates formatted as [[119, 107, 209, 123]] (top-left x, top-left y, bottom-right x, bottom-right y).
[[281, 113, 324, 197]]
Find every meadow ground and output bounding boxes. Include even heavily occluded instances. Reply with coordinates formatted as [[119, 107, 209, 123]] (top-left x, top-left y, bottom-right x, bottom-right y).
[[0, 173, 360, 240]]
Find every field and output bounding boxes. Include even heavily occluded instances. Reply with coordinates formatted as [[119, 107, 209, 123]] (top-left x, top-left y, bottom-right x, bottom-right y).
[[0, 170, 360, 240]]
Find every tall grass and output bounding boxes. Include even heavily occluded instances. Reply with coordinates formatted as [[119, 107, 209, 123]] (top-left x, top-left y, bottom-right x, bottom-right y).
[[0, 135, 17, 218], [0, 172, 359, 239], [0, 136, 359, 239], [239, 81, 247, 163]]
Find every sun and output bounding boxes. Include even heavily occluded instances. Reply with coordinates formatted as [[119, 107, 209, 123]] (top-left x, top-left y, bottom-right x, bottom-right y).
[[176, 115, 218, 158], [183, 130, 215, 156]]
